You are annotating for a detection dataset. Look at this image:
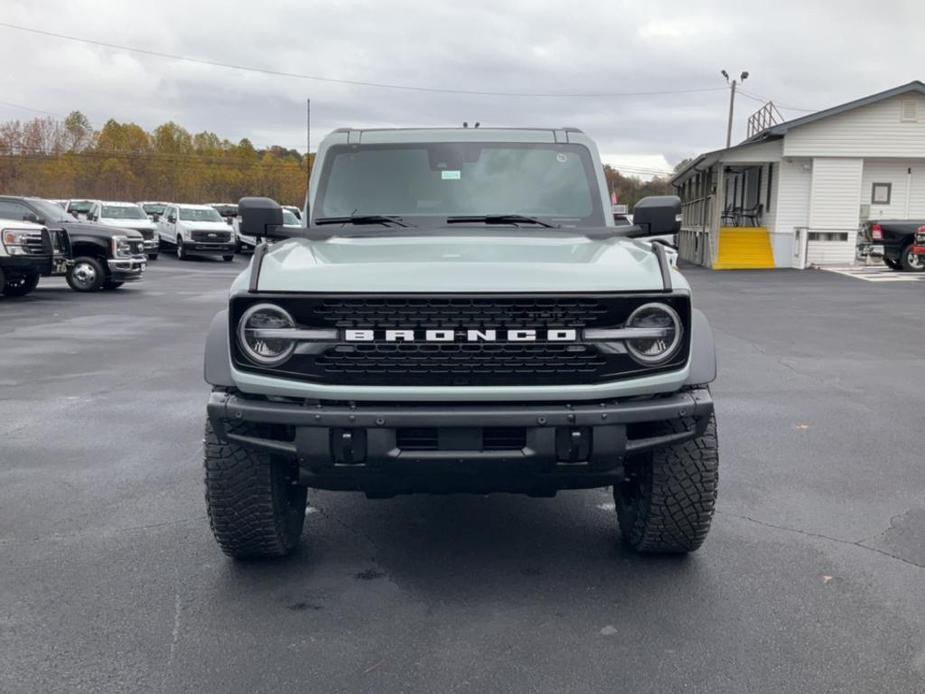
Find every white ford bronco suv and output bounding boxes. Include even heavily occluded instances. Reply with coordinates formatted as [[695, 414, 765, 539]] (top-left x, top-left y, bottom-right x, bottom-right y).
[[203, 127, 718, 559]]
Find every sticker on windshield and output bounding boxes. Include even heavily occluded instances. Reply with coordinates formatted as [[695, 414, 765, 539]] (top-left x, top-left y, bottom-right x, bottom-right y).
[[441, 170, 461, 180]]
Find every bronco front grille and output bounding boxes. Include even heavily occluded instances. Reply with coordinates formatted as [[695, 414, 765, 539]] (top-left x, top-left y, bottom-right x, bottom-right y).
[[316, 297, 610, 329], [230, 294, 691, 387]]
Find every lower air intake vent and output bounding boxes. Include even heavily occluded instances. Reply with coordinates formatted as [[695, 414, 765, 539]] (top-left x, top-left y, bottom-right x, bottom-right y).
[[396, 428, 438, 451]]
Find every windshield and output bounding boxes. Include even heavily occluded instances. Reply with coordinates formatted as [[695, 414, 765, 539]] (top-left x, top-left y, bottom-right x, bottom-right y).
[[179, 207, 223, 223], [282, 209, 300, 226], [142, 203, 166, 215], [212, 205, 238, 216], [31, 198, 76, 223], [313, 142, 604, 226], [102, 205, 147, 220], [68, 200, 93, 214]]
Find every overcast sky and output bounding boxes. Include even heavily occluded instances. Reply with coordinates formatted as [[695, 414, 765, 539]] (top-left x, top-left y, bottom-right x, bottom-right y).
[[2, 0, 924, 176]]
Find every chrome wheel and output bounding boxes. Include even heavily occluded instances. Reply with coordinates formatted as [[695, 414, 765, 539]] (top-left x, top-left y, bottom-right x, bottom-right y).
[[71, 262, 97, 289], [905, 248, 925, 271]]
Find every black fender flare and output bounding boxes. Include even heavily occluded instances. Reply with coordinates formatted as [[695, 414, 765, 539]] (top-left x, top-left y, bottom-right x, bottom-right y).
[[204, 310, 234, 387], [685, 308, 717, 386]]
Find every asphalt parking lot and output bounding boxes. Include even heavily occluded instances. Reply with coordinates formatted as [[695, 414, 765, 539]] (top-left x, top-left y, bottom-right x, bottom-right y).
[[2, 257, 924, 694]]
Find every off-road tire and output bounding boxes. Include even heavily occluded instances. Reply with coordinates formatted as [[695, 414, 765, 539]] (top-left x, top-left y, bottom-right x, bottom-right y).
[[899, 245, 925, 272], [103, 280, 124, 290], [203, 419, 307, 559], [615, 412, 718, 554], [2, 269, 40, 297], [222, 255, 234, 262], [148, 253, 158, 261], [176, 238, 187, 260], [883, 257, 902, 271]]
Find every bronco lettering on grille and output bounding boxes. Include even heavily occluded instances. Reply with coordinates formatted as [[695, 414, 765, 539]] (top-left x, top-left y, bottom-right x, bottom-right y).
[[344, 328, 578, 343]]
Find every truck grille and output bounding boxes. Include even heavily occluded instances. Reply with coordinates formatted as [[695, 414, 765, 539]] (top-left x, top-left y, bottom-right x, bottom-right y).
[[191, 230, 231, 243], [316, 343, 607, 379], [230, 294, 691, 387], [316, 297, 611, 329], [20, 231, 48, 255]]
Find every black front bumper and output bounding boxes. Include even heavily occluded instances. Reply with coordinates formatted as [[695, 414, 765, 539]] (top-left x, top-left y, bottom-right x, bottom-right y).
[[1, 254, 54, 276], [207, 388, 714, 496]]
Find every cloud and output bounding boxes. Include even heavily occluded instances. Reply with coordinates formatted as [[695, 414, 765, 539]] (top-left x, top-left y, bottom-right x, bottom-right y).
[[1, 0, 923, 177]]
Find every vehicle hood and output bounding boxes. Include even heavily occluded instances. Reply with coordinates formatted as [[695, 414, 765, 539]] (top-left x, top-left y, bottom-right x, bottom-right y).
[[56, 222, 144, 239], [99, 218, 156, 231], [179, 220, 230, 231], [239, 229, 686, 293], [0, 219, 45, 231]]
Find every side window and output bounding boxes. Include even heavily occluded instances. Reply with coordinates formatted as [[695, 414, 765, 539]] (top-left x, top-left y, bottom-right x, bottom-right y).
[[0, 200, 31, 221]]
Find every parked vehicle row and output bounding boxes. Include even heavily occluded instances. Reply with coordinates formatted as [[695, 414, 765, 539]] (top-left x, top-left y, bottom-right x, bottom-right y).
[[0, 196, 147, 296]]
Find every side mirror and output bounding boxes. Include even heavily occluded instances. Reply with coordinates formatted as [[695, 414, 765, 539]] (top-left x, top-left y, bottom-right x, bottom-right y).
[[167, 214, 176, 224], [23, 212, 40, 224], [630, 195, 682, 237], [238, 197, 296, 241]]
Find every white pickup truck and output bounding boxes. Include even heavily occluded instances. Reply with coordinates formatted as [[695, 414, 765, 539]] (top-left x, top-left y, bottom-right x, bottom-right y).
[[156, 203, 237, 261], [86, 200, 159, 259]]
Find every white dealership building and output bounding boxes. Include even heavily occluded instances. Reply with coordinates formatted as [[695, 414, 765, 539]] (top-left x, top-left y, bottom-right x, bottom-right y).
[[671, 81, 925, 269]]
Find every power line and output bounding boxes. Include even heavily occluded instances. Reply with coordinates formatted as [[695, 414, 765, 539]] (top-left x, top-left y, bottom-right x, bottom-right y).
[[737, 89, 817, 113], [0, 21, 728, 99], [0, 99, 62, 117]]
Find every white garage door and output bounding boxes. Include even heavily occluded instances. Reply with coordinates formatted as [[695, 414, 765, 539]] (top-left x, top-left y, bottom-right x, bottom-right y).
[[807, 158, 863, 266]]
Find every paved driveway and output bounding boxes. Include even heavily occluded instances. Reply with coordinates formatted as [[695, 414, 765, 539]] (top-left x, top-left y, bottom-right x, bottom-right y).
[[1, 260, 923, 693]]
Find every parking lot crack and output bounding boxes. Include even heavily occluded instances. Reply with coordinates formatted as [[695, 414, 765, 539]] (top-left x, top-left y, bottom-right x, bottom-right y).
[[0, 515, 207, 547], [717, 510, 925, 570]]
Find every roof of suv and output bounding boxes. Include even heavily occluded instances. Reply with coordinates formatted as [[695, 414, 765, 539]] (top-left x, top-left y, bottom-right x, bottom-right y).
[[324, 127, 588, 146]]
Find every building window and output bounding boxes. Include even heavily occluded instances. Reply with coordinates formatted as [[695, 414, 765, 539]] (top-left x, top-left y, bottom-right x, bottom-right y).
[[871, 182, 892, 205], [808, 232, 849, 242], [901, 100, 917, 122]]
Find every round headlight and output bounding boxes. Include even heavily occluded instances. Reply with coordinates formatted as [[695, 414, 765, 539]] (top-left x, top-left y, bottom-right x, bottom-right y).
[[237, 303, 296, 366], [624, 302, 682, 365]]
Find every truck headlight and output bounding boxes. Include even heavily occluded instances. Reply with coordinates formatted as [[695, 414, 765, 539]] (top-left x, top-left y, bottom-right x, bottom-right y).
[[112, 235, 133, 258], [623, 303, 682, 365], [237, 303, 296, 366], [2, 230, 32, 255]]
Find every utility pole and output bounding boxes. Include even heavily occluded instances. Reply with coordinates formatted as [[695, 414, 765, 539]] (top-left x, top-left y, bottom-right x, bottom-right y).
[[306, 98, 311, 189], [721, 70, 748, 148]]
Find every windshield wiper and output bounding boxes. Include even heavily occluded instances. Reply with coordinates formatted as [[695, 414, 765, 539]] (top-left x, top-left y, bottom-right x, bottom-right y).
[[314, 215, 412, 228], [445, 214, 557, 228]]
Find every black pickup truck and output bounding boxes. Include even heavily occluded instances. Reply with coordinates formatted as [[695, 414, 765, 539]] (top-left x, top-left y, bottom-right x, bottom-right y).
[[0, 196, 147, 291], [857, 220, 925, 272]]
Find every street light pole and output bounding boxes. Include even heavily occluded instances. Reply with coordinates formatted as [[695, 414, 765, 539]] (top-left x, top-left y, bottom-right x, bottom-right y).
[[722, 70, 749, 149]]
